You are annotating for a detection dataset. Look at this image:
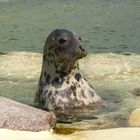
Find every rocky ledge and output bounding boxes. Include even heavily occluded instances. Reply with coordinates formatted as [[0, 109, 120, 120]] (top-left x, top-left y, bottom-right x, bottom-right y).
[[0, 127, 140, 140]]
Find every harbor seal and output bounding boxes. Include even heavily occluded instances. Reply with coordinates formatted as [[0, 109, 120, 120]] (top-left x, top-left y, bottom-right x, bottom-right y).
[[35, 29, 101, 110]]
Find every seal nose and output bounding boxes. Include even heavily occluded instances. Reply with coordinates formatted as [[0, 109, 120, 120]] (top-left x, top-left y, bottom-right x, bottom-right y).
[[79, 45, 86, 52]]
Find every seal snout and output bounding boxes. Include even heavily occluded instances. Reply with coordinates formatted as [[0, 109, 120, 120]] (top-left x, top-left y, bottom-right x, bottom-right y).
[[77, 45, 87, 59], [79, 45, 87, 53], [79, 45, 85, 52]]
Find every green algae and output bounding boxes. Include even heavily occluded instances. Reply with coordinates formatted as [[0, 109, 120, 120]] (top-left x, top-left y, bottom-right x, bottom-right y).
[[0, 52, 7, 55]]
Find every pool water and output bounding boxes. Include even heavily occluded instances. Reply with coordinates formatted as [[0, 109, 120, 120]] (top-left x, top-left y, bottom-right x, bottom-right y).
[[0, 0, 140, 54], [0, 52, 140, 134]]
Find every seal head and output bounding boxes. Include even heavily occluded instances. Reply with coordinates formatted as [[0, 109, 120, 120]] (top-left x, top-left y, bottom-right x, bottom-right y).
[[44, 29, 87, 70]]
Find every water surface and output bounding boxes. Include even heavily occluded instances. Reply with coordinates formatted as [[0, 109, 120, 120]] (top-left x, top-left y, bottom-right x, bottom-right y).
[[0, 52, 140, 134], [0, 0, 140, 53]]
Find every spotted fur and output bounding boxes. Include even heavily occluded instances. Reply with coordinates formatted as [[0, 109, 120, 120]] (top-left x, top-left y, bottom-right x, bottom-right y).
[[35, 29, 101, 110]]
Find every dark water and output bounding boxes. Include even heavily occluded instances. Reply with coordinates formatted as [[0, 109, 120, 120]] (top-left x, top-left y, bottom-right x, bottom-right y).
[[0, 0, 140, 54]]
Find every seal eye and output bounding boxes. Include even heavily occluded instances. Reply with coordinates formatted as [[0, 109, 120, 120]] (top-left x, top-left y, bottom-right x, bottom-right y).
[[58, 39, 66, 44], [79, 37, 82, 41]]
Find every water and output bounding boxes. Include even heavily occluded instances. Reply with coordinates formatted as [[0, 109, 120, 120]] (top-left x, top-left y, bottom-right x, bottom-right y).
[[0, 52, 140, 134], [0, 0, 140, 53]]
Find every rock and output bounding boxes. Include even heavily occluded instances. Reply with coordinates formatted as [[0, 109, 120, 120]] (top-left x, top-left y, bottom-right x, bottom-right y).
[[0, 129, 55, 140], [130, 88, 140, 96], [0, 128, 140, 140], [68, 128, 140, 140], [128, 108, 140, 127], [0, 96, 56, 131]]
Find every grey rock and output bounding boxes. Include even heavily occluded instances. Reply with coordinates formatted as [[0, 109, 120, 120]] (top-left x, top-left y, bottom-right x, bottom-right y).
[[0, 96, 56, 131]]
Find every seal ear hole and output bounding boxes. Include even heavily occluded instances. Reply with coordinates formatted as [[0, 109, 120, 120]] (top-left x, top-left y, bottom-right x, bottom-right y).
[[79, 37, 82, 41], [58, 38, 66, 44]]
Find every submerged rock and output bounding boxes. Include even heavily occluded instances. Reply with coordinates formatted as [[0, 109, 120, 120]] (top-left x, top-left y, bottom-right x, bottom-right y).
[[67, 128, 140, 140], [0, 96, 56, 131], [128, 108, 140, 127]]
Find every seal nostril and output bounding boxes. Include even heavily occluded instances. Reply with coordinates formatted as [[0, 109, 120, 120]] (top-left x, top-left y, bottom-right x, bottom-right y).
[[79, 46, 82, 50], [79, 46, 85, 52]]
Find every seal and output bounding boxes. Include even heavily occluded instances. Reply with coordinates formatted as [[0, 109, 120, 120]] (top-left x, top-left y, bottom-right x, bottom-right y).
[[35, 29, 101, 110]]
